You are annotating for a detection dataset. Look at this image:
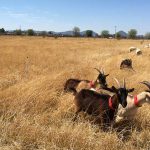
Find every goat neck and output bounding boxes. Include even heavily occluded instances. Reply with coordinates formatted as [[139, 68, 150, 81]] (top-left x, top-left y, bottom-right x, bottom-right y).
[[92, 80, 101, 89], [110, 94, 119, 110], [136, 91, 150, 106]]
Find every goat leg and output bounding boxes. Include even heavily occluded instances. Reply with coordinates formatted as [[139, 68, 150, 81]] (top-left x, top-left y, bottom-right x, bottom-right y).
[[101, 113, 111, 131]]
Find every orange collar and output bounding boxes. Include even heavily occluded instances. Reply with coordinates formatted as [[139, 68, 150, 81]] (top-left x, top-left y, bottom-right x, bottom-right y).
[[134, 96, 142, 107], [109, 97, 115, 110]]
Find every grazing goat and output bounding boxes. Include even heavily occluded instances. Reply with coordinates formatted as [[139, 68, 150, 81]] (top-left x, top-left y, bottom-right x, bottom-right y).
[[120, 59, 133, 70], [136, 48, 142, 55], [73, 79, 134, 129], [64, 68, 109, 93], [144, 44, 150, 48], [129, 47, 136, 52], [116, 81, 150, 123]]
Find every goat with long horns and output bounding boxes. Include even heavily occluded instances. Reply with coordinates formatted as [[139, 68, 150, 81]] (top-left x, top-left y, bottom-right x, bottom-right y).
[[116, 81, 150, 123], [73, 78, 134, 129]]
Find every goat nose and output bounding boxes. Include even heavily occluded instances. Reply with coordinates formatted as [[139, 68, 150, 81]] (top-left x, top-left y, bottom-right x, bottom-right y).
[[123, 101, 127, 108]]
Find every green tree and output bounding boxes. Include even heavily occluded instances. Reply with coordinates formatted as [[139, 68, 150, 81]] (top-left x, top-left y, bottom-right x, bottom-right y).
[[15, 29, 22, 35], [73, 26, 80, 37], [128, 29, 137, 39], [144, 32, 150, 39], [86, 30, 93, 37], [116, 32, 121, 39], [0, 28, 5, 34], [101, 30, 109, 38], [27, 29, 35, 36]]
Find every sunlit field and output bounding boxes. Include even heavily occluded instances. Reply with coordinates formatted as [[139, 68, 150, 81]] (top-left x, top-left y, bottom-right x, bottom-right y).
[[0, 36, 150, 150]]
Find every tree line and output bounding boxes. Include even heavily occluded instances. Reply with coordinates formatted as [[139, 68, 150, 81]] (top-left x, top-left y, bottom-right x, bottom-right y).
[[0, 27, 150, 39], [73, 27, 150, 39]]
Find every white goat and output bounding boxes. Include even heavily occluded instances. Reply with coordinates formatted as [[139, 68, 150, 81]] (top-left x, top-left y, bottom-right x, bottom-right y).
[[136, 48, 142, 55], [116, 81, 150, 122], [144, 45, 149, 48], [129, 47, 136, 52]]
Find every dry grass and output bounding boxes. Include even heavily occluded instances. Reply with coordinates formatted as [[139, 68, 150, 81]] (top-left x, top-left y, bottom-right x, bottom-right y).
[[0, 36, 150, 150]]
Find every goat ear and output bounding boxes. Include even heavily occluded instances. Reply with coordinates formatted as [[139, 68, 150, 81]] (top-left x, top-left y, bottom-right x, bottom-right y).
[[105, 74, 109, 77], [128, 88, 134, 93]]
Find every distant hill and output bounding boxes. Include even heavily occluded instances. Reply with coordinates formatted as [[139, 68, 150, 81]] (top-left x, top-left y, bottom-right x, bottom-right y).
[[117, 31, 127, 38], [59, 31, 74, 36], [48, 30, 98, 37]]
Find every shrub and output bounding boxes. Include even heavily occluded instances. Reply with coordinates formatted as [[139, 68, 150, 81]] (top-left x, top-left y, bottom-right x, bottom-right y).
[[0, 28, 5, 34], [116, 32, 121, 39], [86, 30, 93, 37], [73, 27, 80, 37], [15, 29, 22, 35], [128, 29, 137, 39], [27, 29, 35, 36], [101, 30, 109, 38], [144, 32, 150, 39]]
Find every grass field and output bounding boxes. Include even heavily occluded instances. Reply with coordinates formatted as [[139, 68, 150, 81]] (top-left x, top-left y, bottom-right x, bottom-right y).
[[0, 36, 150, 150]]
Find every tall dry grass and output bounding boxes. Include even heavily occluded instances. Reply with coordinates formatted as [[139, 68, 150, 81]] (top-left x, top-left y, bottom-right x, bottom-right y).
[[0, 36, 150, 150]]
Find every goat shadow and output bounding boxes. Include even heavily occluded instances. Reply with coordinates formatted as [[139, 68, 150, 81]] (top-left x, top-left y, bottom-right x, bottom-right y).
[[120, 67, 136, 72]]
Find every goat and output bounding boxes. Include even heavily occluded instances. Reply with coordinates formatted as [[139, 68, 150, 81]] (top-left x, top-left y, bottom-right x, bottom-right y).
[[129, 47, 136, 52], [144, 44, 150, 48], [73, 78, 134, 129], [116, 81, 150, 123], [136, 48, 142, 55], [64, 68, 109, 93], [120, 59, 133, 70]]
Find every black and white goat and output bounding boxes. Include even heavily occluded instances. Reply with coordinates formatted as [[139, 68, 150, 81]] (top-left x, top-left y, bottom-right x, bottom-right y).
[[73, 79, 134, 129], [116, 81, 150, 122]]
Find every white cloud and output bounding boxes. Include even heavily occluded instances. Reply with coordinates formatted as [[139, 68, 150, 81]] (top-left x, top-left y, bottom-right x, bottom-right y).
[[0, 7, 57, 30], [8, 12, 28, 18], [0, 8, 29, 18]]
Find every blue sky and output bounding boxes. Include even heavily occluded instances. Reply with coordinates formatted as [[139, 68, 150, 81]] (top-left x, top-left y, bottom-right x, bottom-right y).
[[0, 0, 150, 34]]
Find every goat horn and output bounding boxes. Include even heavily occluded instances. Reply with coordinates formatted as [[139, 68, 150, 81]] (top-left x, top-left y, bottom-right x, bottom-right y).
[[94, 68, 101, 73], [114, 78, 121, 87], [140, 81, 150, 89], [123, 78, 126, 88], [101, 68, 104, 74]]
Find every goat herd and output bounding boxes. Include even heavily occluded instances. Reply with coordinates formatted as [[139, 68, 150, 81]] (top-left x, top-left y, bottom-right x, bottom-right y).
[[129, 43, 150, 55], [64, 68, 150, 130]]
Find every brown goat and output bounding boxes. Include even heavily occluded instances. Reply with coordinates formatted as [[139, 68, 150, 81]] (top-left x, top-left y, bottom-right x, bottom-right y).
[[64, 68, 109, 93], [120, 59, 133, 69], [73, 79, 134, 129]]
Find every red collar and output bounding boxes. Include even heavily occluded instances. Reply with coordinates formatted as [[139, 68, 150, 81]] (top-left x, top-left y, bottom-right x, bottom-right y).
[[89, 81, 95, 88], [109, 97, 115, 110], [134, 96, 142, 107]]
